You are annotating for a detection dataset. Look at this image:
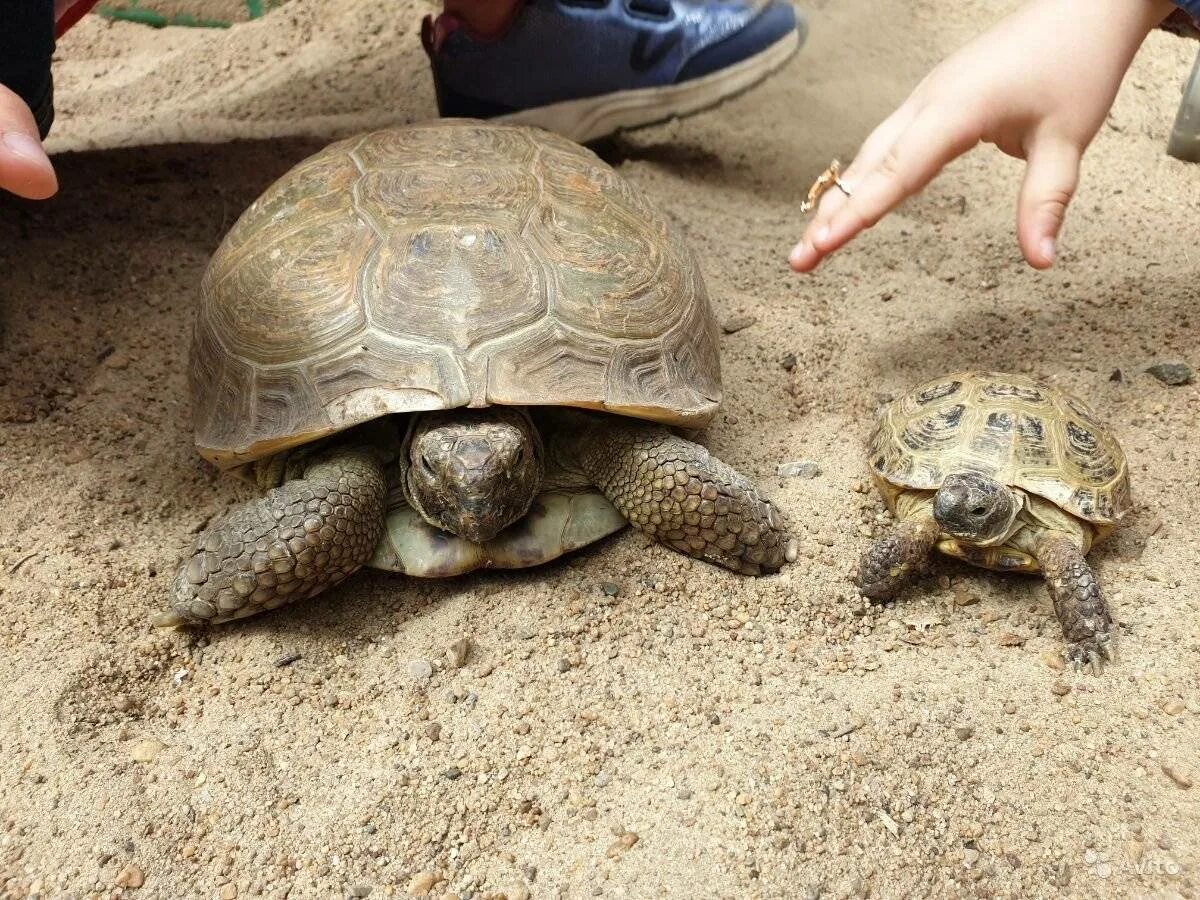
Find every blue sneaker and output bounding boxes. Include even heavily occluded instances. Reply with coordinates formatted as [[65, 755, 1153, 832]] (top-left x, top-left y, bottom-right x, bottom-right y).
[[422, 0, 806, 142]]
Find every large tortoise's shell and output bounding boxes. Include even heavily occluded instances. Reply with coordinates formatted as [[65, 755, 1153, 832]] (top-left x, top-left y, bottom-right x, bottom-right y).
[[868, 372, 1132, 524], [191, 120, 721, 468]]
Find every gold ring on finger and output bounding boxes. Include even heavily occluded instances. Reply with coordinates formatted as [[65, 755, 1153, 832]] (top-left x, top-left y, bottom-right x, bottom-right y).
[[800, 159, 845, 212]]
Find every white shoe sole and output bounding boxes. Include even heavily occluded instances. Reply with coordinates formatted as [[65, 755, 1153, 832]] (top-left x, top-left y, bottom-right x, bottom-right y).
[[495, 27, 802, 143]]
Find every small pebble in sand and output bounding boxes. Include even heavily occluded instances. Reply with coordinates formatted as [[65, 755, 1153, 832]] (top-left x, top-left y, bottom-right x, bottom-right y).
[[952, 585, 980, 606], [721, 315, 757, 334], [407, 871, 438, 895], [1145, 361, 1193, 386], [876, 808, 900, 837], [219, 884, 238, 899], [1050, 681, 1071, 697], [779, 352, 797, 371], [996, 632, 1026, 647], [446, 638, 471, 669], [1162, 764, 1192, 789], [954, 726, 974, 741], [115, 864, 145, 888], [606, 831, 640, 859], [348, 884, 372, 897], [1041, 651, 1066, 672], [103, 353, 131, 370], [1163, 699, 1185, 715], [601, 581, 620, 597], [129, 739, 163, 763], [407, 659, 433, 682], [776, 461, 821, 479]]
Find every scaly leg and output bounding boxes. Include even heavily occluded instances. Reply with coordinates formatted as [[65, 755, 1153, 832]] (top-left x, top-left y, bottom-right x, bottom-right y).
[[856, 512, 939, 600], [558, 419, 796, 575], [156, 447, 388, 627], [1035, 532, 1114, 673]]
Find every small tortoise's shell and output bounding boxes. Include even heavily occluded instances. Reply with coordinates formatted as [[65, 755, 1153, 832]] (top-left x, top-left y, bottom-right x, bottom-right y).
[[191, 120, 720, 468], [869, 372, 1131, 524]]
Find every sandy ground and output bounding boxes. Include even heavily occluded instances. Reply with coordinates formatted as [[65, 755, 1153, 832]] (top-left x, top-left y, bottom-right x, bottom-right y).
[[2, 0, 1199, 897]]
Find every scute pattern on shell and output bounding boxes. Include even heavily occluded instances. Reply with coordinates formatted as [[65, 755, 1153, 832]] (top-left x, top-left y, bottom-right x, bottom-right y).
[[868, 372, 1131, 524], [192, 120, 721, 467]]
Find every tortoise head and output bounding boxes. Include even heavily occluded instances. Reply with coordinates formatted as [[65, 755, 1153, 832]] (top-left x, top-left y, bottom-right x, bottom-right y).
[[932, 472, 1021, 546], [403, 407, 544, 544]]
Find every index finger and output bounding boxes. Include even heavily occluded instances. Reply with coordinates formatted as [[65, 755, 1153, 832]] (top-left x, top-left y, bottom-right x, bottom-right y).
[[812, 108, 980, 258], [789, 103, 917, 272]]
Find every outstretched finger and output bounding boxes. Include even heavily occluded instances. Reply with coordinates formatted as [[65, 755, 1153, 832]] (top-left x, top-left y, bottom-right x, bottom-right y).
[[789, 104, 917, 272], [808, 107, 980, 263], [0, 83, 57, 200], [1016, 134, 1080, 268]]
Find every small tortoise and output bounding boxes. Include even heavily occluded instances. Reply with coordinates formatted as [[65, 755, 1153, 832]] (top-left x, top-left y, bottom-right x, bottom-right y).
[[857, 371, 1132, 670], [156, 120, 795, 627]]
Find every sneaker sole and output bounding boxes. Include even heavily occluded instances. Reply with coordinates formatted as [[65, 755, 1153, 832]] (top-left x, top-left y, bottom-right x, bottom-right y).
[[494, 27, 802, 143]]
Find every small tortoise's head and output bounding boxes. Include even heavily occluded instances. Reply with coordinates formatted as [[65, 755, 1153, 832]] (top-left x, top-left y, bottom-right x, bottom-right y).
[[404, 407, 543, 544], [932, 472, 1020, 545]]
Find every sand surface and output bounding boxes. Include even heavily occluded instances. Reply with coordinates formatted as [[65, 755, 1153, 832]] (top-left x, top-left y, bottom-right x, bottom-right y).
[[3, 1, 1200, 897]]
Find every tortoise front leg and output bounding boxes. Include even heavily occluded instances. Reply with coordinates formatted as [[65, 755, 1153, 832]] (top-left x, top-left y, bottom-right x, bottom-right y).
[[856, 511, 939, 600], [155, 447, 388, 627], [558, 419, 796, 575], [1034, 532, 1114, 673]]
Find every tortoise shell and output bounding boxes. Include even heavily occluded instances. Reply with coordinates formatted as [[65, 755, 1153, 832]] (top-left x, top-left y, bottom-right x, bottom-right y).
[[190, 120, 721, 469], [868, 372, 1132, 524]]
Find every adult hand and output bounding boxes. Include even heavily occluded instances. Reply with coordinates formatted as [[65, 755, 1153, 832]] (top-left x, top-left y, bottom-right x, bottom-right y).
[[1, 82, 58, 200], [789, 0, 1175, 273]]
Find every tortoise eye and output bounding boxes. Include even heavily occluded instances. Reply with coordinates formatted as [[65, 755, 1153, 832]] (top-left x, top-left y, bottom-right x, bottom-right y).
[[420, 454, 435, 476]]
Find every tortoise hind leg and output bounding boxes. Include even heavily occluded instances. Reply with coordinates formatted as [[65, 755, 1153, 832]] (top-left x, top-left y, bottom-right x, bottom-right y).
[[1034, 532, 1114, 673], [856, 511, 939, 600], [156, 446, 388, 627], [555, 418, 796, 575]]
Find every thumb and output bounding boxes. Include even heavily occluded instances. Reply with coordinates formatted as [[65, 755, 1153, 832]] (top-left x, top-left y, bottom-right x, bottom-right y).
[[1016, 136, 1080, 269], [0, 83, 58, 200]]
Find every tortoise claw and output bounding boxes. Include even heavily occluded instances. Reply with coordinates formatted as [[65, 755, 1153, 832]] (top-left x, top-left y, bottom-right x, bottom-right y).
[[150, 609, 187, 630], [1065, 630, 1115, 676], [1099, 632, 1118, 663]]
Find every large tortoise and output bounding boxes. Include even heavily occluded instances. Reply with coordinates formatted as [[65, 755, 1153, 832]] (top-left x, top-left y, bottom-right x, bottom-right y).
[[856, 371, 1132, 671], [156, 120, 795, 628]]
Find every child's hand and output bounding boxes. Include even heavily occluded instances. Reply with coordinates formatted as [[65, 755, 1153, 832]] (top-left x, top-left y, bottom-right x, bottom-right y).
[[0, 82, 57, 200], [789, 0, 1174, 273]]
